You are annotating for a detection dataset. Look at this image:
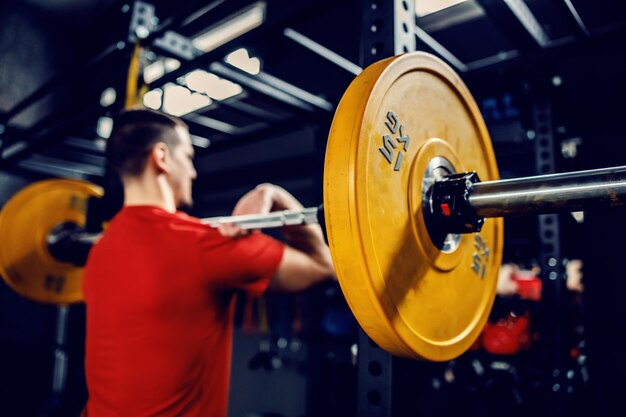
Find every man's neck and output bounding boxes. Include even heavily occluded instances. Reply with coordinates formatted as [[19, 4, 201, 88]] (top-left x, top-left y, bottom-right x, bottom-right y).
[[122, 174, 177, 213]]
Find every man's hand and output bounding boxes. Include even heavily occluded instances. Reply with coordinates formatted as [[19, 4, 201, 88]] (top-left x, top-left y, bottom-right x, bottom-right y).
[[218, 183, 303, 238], [218, 184, 274, 237], [218, 183, 336, 289]]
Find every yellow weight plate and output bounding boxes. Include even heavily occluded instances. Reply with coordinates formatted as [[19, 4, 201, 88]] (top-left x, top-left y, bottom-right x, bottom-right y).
[[0, 179, 103, 304], [324, 52, 503, 361]]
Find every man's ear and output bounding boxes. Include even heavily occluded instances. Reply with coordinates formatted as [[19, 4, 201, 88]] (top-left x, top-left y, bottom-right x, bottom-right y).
[[150, 142, 170, 174]]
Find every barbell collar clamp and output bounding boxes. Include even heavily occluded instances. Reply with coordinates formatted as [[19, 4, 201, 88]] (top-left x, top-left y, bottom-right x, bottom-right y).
[[47, 222, 101, 267], [426, 171, 485, 234], [425, 165, 626, 238]]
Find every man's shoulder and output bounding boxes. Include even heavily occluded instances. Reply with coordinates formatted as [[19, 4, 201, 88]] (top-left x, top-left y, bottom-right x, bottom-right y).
[[102, 207, 221, 242]]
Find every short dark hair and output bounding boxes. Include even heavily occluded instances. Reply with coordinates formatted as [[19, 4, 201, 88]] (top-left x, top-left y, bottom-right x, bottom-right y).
[[106, 108, 188, 177]]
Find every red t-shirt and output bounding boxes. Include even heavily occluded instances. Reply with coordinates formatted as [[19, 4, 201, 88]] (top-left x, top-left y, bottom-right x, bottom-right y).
[[83, 206, 284, 417]]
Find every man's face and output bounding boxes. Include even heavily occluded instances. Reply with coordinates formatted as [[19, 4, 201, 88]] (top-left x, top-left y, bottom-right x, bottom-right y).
[[167, 125, 197, 209]]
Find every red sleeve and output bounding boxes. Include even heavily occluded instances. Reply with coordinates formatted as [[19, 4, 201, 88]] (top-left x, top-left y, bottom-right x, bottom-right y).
[[197, 230, 284, 296]]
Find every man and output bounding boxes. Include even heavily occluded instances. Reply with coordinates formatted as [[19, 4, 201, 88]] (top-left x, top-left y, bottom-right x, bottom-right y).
[[82, 109, 335, 417]]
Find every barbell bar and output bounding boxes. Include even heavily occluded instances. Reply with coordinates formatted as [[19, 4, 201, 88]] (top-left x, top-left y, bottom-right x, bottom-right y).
[[1, 52, 624, 362], [202, 206, 322, 229], [35, 163, 626, 275], [43, 206, 325, 264], [45, 164, 626, 252], [206, 165, 626, 233]]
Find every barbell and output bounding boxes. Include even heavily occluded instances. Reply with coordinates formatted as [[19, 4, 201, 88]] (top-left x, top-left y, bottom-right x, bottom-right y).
[[1, 52, 625, 361]]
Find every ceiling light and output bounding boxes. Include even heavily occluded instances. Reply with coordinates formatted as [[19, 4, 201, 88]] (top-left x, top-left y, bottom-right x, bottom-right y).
[[143, 88, 163, 110], [415, 0, 466, 17], [162, 83, 212, 116], [144, 58, 181, 84], [571, 211, 584, 223], [225, 48, 261, 75], [192, 2, 266, 52], [184, 70, 243, 101], [100, 87, 117, 107], [189, 92, 212, 110], [97, 117, 113, 139]]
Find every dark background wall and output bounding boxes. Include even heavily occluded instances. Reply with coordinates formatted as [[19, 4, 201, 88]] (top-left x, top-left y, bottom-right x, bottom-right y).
[[0, 1, 625, 417]]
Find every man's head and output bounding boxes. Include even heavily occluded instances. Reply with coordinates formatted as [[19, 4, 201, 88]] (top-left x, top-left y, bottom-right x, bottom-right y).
[[107, 109, 197, 208]]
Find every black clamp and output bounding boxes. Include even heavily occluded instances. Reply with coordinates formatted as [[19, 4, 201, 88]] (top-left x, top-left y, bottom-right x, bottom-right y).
[[47, 223, 97, 267], [426, 171, 485, 234]]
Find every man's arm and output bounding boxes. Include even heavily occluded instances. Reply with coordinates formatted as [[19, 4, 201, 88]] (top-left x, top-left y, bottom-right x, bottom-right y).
[[219, 183, 336, 292]]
